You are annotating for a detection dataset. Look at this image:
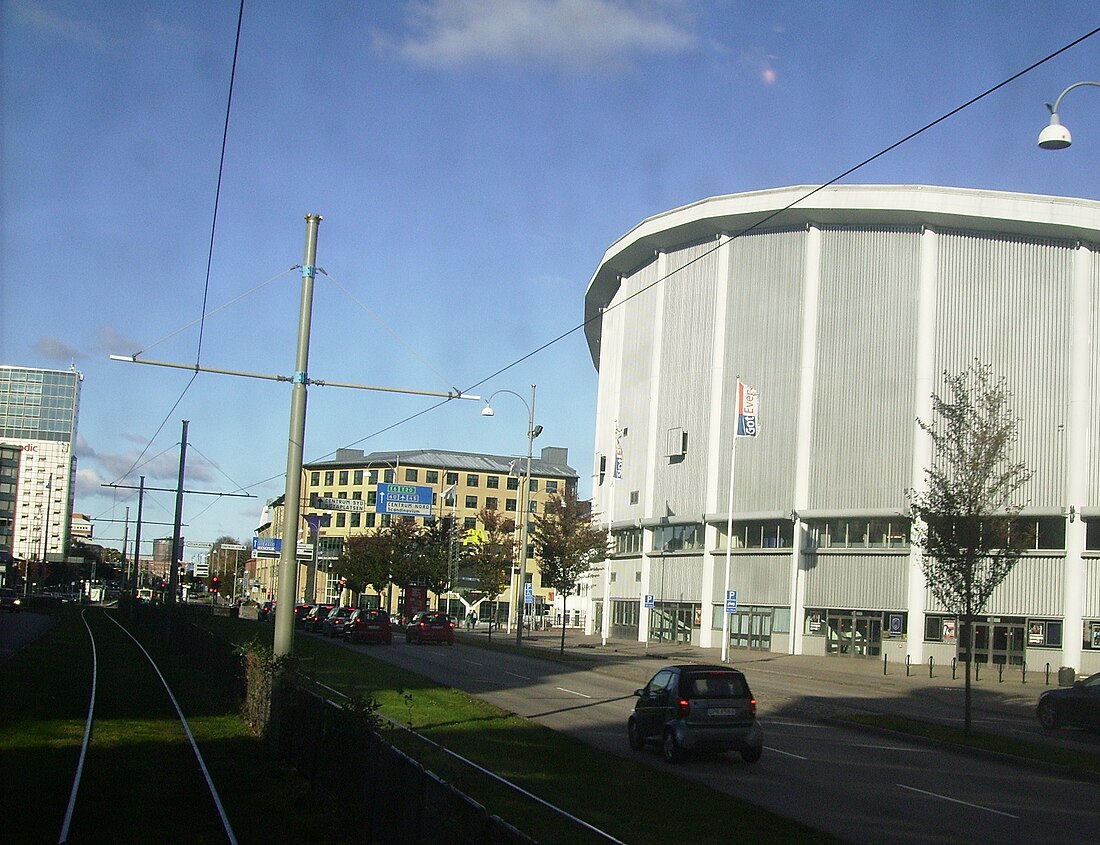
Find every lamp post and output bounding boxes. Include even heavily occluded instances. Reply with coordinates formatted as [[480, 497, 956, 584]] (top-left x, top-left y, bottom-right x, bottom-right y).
[[481, 385, 541, 646], [1038, 81, 1100, 149]]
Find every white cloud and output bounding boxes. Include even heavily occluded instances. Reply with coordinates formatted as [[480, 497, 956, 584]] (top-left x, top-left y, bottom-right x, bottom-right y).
[[10, 0, 110, 50], [96, 326, 144, 357], [378, 0, 697, 71]]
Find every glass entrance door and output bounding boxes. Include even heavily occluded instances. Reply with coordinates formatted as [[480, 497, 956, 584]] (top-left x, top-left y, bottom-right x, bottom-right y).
[[961, 620, 1025, 666], [853, 617, 882, 657]]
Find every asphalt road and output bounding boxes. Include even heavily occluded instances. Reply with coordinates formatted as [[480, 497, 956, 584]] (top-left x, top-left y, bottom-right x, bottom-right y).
[[333, 634, 1100, 845]]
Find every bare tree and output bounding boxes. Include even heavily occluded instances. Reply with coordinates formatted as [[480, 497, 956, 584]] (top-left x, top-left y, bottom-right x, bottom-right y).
[[908, 362, 1033, 735], [532, 490, 609, 654]]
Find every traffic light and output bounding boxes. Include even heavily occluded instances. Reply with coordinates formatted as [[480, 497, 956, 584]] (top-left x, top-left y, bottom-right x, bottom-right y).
[[211, 576, 221, 594]]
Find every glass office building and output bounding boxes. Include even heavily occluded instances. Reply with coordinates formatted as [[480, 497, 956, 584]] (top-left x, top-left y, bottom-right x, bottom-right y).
[[0, 366, 82, 563]]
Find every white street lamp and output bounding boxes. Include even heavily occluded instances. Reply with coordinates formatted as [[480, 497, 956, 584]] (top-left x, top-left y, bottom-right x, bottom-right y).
[[481, 385, 541, 646], [1038, 81, 1100, 149]]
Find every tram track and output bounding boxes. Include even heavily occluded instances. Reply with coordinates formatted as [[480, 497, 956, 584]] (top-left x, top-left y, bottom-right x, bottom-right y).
[[55, 607, 238, 845]]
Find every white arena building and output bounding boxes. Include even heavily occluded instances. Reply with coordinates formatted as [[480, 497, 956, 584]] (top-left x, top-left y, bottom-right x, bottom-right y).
[[583, 184, 1100, 677]]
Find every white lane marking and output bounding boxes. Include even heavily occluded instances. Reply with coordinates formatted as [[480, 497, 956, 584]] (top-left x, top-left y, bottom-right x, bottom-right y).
[[847, 743, 934, 752], [556, 687, 592, 698], [897, 784, 1019, 818], [463, 658, 484, 667], [764, 746, 808, 760], [504, 670, 532, 680]]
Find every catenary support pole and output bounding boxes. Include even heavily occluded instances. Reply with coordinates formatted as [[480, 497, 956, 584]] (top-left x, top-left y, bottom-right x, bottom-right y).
[[274, 214, 322, 658], [167, 421, 189, 606]]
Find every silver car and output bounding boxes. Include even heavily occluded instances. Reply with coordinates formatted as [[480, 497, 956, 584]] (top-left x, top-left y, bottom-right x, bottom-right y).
[[628, 664, 763, 763]]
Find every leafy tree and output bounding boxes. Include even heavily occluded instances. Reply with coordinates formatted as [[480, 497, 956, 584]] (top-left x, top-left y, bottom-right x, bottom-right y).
[[531, 489, 609, 654], [411, 516, 457, 596], [462, 507, 515, 640], [209, 535, 247, 596], [907, 362, 1033, 735], [338, 531, 396, 601]]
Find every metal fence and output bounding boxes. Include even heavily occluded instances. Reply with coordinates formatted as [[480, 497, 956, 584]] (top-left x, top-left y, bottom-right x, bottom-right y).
[[270, 683, 536, 845]]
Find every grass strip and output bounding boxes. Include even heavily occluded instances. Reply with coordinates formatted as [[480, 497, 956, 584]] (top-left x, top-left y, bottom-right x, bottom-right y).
[[838, 713, 1100, 776]]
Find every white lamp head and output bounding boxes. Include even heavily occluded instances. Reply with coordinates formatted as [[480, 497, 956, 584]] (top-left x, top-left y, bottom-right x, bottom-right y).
[[1038, 115, 1072, 150], [480, 404, 495, 417]]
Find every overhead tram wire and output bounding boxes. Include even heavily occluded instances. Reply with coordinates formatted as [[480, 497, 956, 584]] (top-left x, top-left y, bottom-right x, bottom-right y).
[[197, 24, 1100, 505], [112, 0, 246, 486]]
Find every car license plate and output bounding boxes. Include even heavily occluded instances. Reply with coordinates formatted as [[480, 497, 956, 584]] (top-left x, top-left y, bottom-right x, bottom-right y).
[[708, 707, 737, 717], [366, 624, 379, 630]]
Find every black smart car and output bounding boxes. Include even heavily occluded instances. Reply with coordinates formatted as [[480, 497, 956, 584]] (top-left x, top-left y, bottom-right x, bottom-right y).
[[628, 664, 763, 763], [1037, 671, 1100, 729]]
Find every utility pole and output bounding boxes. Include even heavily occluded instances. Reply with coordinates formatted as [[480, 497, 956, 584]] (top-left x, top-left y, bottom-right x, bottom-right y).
[[167, 421, 189, 606], [274, 215, 322, 657], [132, 476, 145, 595]]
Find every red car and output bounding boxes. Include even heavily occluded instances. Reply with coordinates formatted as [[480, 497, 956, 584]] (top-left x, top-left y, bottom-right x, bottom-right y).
[[405, 611, 455, 645], [343, 608, 393, 644]]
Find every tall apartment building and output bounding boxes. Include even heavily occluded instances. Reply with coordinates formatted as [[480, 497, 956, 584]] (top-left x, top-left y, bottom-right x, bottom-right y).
[[0, 365, 82, 565], [253, 447, 578, 617]]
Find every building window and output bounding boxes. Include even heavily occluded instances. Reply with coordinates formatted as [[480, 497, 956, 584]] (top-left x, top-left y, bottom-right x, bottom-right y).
[[350, 513, 361, 528], [1027, 620, 1062, 648], [464, 517, 477, 530], [528, 500, 537, 513], [629, 490, 639, 505], [353, 470, 363, 485], [466, 474, 479, 487], [724, 520, 795, 550], [487, 475, 500, 489], [446, 472, 459, 485], [506, 498, 517, 512], [529, 478, 539, 492], [324, 471, 334, 485], [465, 495, 478, 509], [336, 513, 346, 528], [365, 513, 376, 527], [310, 471, 320, 486], [1085, 620, 1100, 650], [507, 476, 519, 490], [384, 469, 395, 483], [613, 527, 642, 554], [485, 497, 498, 510], [405, 468, 418, 482], [426, 470, 439, 484], [810, 519, 910, 549], [339, 470, 348, 485], [652, 523, 704, 552], [367, 491, 377, 506], [546, 480, 559, 494], [1018, 517, 1066, 550]]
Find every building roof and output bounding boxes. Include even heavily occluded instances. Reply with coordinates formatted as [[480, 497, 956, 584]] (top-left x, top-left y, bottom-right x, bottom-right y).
[[304, 447, 577, 480], [584, 184, 1100, 365]]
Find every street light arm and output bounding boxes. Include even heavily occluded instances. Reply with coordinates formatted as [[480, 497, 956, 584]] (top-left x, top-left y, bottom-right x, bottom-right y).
[[1049, 80, 1100, 116]]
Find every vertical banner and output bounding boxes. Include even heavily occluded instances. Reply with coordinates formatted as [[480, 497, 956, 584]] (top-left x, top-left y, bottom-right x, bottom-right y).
[[736, 381, 759, 437], [613, 422, 624, 478]]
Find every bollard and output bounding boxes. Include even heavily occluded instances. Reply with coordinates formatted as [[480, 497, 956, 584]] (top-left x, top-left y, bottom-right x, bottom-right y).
[[883, 651, 888, 676], [929, 655, 935, 679], [997, 662, 1004, 683], [975, 661, 980, 682], [1045, 662, 1051, 686], [1021, 660, 1026, 684], [952, 657, 957, 680], [905, 653, 911, 677]]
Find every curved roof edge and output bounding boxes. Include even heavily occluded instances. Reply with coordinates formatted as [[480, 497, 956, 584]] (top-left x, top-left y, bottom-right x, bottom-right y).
[[583, 184, 1100, 367]]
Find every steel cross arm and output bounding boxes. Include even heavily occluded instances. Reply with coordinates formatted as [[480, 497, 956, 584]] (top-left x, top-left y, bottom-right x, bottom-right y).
[[109, 354, 480, 401], [90, 517, 180, 525], [101, 482, 253, 498]]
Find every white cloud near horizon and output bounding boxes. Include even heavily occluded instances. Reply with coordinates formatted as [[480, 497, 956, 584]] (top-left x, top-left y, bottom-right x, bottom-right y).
[[10, 0, 110, 50], [378, 0, 698, 70], [34, 336, 85, 363]]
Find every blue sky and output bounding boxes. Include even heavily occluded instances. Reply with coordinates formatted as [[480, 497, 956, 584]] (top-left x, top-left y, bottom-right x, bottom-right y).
[[3, 0, 1099, 554]]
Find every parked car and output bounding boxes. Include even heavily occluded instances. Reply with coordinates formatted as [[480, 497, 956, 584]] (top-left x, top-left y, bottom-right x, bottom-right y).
[[405, 611, 455, 645], [258, 601, 276, 622], [321, 606, 356, 638], [0, 588, 22, 612], [628, 664, 763, 764], [293, 603, 315, 627], [303, 604, 336, 633], [1037, 671, 1100, 729], [344, 608, 393, 644]]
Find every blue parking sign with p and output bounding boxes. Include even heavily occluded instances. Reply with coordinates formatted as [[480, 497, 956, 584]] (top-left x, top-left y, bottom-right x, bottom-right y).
[[725, 590, 738, 613]]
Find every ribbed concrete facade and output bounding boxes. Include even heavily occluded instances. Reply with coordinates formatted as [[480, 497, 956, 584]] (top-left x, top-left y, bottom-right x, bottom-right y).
[[584, 185, 1100, 675]]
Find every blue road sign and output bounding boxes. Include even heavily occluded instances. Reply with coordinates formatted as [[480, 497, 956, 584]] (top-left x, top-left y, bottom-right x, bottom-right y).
[[644, 594, 655, 608], [376, 483, 434, 517], [524, 582, 534, 605], [725, 590, 738, 614]]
